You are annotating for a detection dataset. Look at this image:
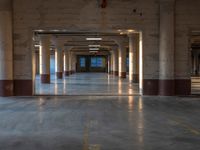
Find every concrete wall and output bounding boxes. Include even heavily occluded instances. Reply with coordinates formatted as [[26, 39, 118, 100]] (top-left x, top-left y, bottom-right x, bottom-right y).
[[13, 0, 159, 95], [12, 0, 200, 95]]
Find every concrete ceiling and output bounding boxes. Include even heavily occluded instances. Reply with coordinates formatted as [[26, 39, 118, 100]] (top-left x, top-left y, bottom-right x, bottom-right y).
[[34, 30, 133, 53]]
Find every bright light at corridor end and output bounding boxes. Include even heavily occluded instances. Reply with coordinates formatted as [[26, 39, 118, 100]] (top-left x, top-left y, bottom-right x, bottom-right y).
[[89, 45, 101, 47], [86, 38, 102, 41], [89, 51, 98, 53], [89, 48, 99, 51], [127, 29, 135, 33]]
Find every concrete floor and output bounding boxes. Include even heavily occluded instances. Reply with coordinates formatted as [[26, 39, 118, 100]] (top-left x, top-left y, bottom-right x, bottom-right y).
[[35, 73, 139, 95], [0, 96, 200, 150]]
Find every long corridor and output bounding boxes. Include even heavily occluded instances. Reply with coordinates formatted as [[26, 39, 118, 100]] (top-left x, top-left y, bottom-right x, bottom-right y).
[[35, 73, 140, 96]]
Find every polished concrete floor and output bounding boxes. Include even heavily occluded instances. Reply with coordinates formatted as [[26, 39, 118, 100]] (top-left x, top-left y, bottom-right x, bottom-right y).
[[35, 73, 139, 95], [0, 96, 200, 150]]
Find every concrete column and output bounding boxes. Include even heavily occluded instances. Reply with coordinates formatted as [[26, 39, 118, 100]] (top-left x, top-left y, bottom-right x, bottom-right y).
[[159, 0, 175, 95], [71, 53, 76, 73], [40, 35, 51, 83], [109, 52, 113, 74], [113, 49, 119, 76], [110, 51, 113, 75], [128, 33, 139, 83], [136, 34, 140, 82], [55, 48, 63, 79], [118, 43, 127, 78], [107, 54, 111, 74], [35, 51, 40, 75], [0, 0, 13, 96], [64, 50, 70, 76], [69, 52, 72, 74]]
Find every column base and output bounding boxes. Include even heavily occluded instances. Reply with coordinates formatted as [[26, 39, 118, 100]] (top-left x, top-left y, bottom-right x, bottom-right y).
[[132, 74, 139, 83], [0, 80, 13, 96], [114, 71, 119, 76], [56, 72, 63, 79], [143, 79, 191, 96], [41, 74, 50, 83], [64, 71, 70, 76], [120, 72, 126, 78], [143, 79, 158, 95], [175, 79, 191, 95], [159, 80, 175, 96], [14, 80, 32, 96]]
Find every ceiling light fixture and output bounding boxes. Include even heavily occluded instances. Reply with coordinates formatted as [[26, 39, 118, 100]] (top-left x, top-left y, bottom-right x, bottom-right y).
[[90, 51, 98, 53], [89, 48, 100, 51], [127, 29, 135, 33], [34, 45, 40, 47], [88, 45, 101, 47], [86, 38, 102, 41]]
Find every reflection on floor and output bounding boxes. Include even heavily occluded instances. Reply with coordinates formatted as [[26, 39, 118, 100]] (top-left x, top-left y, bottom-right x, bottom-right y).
[[0, 96, 200, 150], [35, 73, 139, 95], [191, 77, 200, 94]]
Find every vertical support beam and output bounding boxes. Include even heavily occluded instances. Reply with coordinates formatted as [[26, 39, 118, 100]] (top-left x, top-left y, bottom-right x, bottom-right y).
[[64, 50, 70, 76], [71, 53, 76, 74], [0, 0, 13, 96], [35, 51, 40, 75], [55, 48, 63, 79], [110, 51, 114, 75], [69, 51, 72, 74], [128, 33, 139, 83], [107, 54, 111, 74], [113, 49, 119, 76], [118, 43, 127, 78], [159, 0, 175, 95], [40, 35, 51, 83]]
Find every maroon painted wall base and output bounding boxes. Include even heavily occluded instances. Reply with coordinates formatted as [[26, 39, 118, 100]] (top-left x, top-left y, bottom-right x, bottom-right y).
[[14, 80, 32, 96], [56, 72, 63, 79], [133, 74, 139, 83], [159, 80, 175, 96], [143, 79, 158, 95], [143, 79, 191, 96], [175, 79, 191, 95], [0, 80, 13, 96], [65, 71, 70, 76], [114, 71, 119, 76], [120, 72, 126, 78], [41, 74, 50, 83]]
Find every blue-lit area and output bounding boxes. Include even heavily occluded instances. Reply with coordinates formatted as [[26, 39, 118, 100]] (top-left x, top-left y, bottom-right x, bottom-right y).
[[126, 57, 129, 67], [91, 57, 103, 67], [80, 57, 86, 67]]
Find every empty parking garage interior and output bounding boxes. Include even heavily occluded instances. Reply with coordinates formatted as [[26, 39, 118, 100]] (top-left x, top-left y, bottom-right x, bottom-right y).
[[1, 0, 200, 149], [33, 32, 140, 96]]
